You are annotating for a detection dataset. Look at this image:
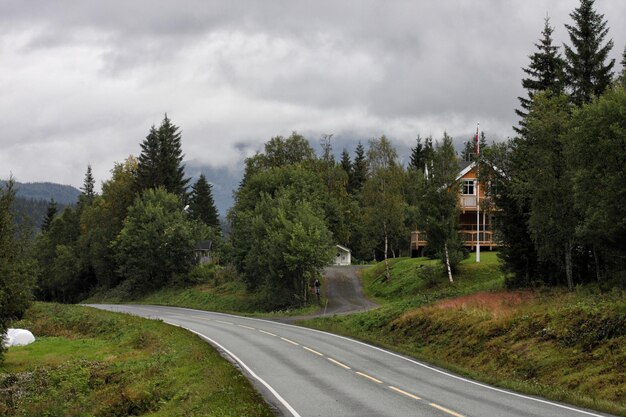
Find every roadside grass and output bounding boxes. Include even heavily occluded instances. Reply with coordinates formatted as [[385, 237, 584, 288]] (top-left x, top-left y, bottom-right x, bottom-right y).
[[0, 303, 275, 417], [87, 270, 322, 318], [303, 253, 626, 417]]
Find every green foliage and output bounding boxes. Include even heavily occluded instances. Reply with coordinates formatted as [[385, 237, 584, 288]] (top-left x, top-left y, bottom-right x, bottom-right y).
[[234, 188, 333, 308], [0, 303, 274, 417], [362, 136, 408, 263], [40, 199, 57, 232], [188, 174, 220, 228], [564, 0, 615, 105], [566, 87, 626, 285], [112, 188, 199, 290], [413, 133, 464, 276], [135, 115, 190, 199], [0, 178, 38, 363], [515, 16, 565, 134], [521, 92, 576, 288]]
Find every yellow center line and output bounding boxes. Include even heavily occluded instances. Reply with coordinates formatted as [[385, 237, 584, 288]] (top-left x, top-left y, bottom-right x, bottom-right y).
[[237, 324, 255, 330], [215, 320, 233, 325], [281, 337, 300, 346], [259, 330, 277, 337], [355, 371, 383, 384], [327, 358, 351, 370], [430, 403, 465, 417], [302, 346, 324, 356], [388, 386, 422, 400]]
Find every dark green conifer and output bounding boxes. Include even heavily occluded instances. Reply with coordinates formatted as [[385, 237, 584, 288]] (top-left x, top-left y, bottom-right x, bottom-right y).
[[564, 0, 615, 105], [515, 17, 565, 134], [188, 174, 220, 229], [136, 115, 190, 199], [41, 199, 57, 232]]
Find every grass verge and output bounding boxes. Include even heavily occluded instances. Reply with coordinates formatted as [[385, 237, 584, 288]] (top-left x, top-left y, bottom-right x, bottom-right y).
[[0, 303, 275, 417], [87, 270, 321, 318], [302, 253, 626, 416]]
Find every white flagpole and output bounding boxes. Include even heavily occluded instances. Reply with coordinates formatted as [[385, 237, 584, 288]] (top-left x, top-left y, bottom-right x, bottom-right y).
[[476, 122, 481, 263]]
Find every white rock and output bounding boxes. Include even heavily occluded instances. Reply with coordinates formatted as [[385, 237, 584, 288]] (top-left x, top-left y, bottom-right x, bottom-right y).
[[3, 328, 36, 347]]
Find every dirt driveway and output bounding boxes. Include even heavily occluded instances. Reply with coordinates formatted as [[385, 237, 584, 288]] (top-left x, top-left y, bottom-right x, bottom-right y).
[[274, 265, 377, 323], [321, 266, 378, 315]]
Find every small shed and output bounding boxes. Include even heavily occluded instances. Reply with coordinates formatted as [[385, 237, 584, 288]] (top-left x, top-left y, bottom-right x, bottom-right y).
[[334, 245, 351, 266], [195, 240, 212, 265]]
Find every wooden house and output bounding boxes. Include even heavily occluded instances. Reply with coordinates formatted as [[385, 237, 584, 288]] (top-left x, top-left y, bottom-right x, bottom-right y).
[[411, 161, 498, 256]]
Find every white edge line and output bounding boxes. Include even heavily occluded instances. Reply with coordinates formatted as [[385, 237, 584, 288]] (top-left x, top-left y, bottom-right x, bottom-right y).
[[140, 305, 607, 417], [165, 321, 302, 417]]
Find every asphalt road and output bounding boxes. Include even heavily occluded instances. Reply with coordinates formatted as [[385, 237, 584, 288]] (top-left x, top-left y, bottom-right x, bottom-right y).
[[87, 303, 617, 417]]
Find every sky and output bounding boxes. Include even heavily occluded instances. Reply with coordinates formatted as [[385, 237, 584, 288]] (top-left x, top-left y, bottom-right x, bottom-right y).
[[1, 0, 625, 189]]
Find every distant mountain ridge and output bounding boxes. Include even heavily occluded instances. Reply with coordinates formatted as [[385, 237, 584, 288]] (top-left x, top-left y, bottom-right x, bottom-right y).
[[2, 181, 81, 205]]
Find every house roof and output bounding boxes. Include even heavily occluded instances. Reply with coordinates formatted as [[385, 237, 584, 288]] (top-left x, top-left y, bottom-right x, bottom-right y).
[[336, 244, 351, 253], [456, 161, 476, 181]]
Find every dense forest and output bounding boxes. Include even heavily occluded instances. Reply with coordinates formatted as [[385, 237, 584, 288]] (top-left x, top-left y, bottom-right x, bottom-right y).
[[1, 0, 625, 361]]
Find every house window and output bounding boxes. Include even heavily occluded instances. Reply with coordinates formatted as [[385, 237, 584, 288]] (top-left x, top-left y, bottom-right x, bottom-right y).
[[461, 180, 475, 195]]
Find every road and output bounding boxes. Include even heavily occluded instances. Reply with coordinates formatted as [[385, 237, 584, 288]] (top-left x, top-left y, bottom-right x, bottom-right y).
[[87, 303, 616, 417]]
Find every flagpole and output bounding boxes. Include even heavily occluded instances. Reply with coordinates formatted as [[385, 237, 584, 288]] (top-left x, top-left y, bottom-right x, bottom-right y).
[[476, 122, 480, 263]]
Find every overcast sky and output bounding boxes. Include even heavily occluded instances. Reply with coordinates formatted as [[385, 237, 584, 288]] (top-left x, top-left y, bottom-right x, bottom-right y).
[[1, 1, 624, 189]]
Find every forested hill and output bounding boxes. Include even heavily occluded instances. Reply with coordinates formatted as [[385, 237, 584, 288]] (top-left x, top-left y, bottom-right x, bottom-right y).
[[1, 181, 80, 229], [9, 181, 81, 205]]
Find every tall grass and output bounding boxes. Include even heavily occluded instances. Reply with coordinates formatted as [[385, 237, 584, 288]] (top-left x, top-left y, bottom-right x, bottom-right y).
[[304, 254, 626, 416], [0, 303, 274, 417]]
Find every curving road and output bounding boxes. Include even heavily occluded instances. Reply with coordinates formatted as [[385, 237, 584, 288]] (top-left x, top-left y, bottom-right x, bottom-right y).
[[87, 303, 616, 417]]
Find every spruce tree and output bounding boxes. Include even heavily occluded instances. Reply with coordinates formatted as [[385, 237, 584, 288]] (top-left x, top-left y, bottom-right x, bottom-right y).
[[408, 136, 424, 170], [188, 174, 220, 229], [157, 115, 189, 198], [80, 165, 96, 206], [41, 199, 57, 232], [136, 115, 190, 199], [564, 0, 615, 105], [136, 126, 161, 191], [350, 142, 367, 194], [340, 149, 352, 177], [515, 17, 565, 134]]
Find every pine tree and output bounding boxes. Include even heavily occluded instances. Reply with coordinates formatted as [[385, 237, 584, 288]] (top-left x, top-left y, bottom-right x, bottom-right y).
[[515, 16, 565, 134], [350, 142, 367, 194], [188, 174, 220, 229], [157, 115, 189, 198], [41, 199, 57, 232], [340, 149, 352, 176], [136, 126, 161, 191], [408, 135, 424, 170], [136, 115, 190, 199], [80, 165, 96, 206], [564, 0, 615, 105]]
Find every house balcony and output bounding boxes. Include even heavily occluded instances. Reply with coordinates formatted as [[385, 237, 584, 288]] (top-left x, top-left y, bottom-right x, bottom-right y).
[[410, 227, 498, 256]]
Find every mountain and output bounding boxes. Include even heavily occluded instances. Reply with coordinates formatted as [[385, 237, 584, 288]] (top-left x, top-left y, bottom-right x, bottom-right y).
[[4, 181, 82, 205], [0, 181, 80, 230]]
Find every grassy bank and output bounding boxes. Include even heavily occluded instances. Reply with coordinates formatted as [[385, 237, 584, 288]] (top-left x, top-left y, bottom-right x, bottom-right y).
[[303, 253, 626, 416], [87, 268, 320, 317], [0, 303, 275, 417]]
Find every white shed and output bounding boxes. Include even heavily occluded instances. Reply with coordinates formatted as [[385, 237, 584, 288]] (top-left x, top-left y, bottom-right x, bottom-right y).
[[334, 245, 352, 266]]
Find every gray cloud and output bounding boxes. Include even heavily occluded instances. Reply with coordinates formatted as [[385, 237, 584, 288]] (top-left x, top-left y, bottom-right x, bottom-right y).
[[1, 1, 624, 188]]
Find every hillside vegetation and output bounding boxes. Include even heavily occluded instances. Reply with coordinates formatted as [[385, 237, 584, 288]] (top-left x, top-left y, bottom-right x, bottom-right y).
[[304, 253, 626, 416], [0, 303, 274, 417]]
